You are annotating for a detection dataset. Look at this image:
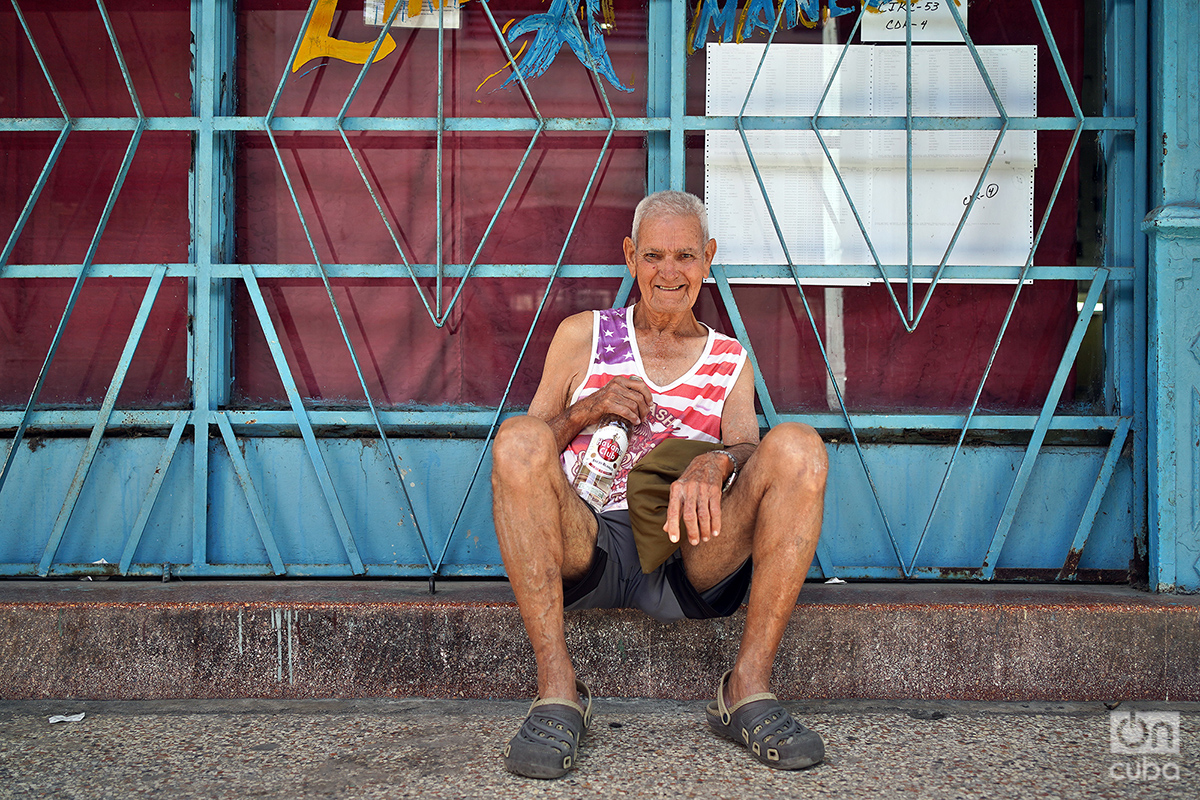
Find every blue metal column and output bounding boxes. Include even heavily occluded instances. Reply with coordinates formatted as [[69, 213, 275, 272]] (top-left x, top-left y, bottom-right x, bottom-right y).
[[669, 0, 686, 189], [1143, 0, 1200, 591], [189, 0, 236, 573], [1104, 0, 1149, 585], [644, 0, 671, 192]]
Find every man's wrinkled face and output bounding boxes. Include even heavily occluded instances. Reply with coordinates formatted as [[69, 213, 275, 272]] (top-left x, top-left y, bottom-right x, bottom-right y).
[[623, 214, 716, 317]]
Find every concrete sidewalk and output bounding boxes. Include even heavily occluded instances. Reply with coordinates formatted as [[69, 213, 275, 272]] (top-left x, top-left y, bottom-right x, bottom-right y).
[[1, 698, 1196, 799]]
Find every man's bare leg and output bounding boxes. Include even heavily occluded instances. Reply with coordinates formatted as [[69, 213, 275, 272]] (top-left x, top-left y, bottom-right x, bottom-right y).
[[491, 414, 598, 704], [681, 422, 828, 706]]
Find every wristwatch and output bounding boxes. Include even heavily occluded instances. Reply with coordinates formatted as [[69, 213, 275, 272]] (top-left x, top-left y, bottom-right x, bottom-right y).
[[711, 449, 740, 492]]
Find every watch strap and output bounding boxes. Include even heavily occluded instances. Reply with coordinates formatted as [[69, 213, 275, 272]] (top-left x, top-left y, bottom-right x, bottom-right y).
[[711, 449, 740, 492]]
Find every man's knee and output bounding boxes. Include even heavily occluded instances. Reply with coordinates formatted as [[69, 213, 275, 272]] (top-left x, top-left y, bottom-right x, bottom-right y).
[[755, 422, 828, 494], [492, 415, 560, 489]]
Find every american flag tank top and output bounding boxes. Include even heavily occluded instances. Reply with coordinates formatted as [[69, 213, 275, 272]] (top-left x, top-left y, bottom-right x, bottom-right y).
[[560, 304, 748, 513]]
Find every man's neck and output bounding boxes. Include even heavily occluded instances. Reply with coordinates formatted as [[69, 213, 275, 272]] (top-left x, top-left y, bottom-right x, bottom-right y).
[[629, 303, 709, 386], [631, 302, 706, 340]]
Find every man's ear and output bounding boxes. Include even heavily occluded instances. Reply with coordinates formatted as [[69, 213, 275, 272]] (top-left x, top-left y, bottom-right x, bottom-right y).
[[702, 238, 717, 278], [623, 237, 637, 277]]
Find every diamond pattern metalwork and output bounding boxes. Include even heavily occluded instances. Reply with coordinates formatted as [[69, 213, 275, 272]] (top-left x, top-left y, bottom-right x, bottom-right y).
[[0, 0, 1144, 581], [0, 0, 71, 271], [1, 0, 153, 574], [250, 0, 626, 579], [724, 0, 1101, 578]]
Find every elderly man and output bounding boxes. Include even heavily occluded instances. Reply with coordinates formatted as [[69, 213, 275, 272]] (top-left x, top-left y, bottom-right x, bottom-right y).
[[491, 190, 827, 779]]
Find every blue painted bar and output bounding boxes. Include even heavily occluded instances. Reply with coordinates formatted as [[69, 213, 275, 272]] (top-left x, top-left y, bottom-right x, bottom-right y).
[[37, 266, 167, 576], [644, 0, 671, 191], [0, 410, 1132, 433], [0, 115, 1140, 133], [0, 124, 71, 270], [240, 265, 367, 575], [256, 52, 438, 567], [7, 0, 68, 118], [809, 39, 911, 328], [711, 272, 779, 425], [980, 273, 1110, 578], [712, 269, 837, 576], [905, 0, 915, 319], [437, 52, 620, 574], [434, 0, 446, 318], [1031, 0, 1084, 119], [911, 122, 1010, 327], [906, 280, 1040, 568], [97, 0, 145, 118], [477, 0, 545, 118], [911, 0, 1019, 328], [0, 263, 1138, 282], [215, 412, 287, 576], [1130, 0, 1150, 583], [668, 0, 686, 188], [335, 0, 404, 126], [249, 0, 436, 572], [119, 413, 189, 575], [1059, 416, 1133, 580], [907, 90, 1089, 570], [0, 108, 145, 497], [188, 0, 234, 574]]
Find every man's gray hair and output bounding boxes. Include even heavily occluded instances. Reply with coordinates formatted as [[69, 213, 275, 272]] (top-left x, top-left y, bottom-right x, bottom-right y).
[[631, 190, 710, 246]]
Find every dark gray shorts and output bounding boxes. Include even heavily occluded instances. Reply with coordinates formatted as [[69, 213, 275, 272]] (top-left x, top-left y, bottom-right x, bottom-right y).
[[563, 508, 752, 623]]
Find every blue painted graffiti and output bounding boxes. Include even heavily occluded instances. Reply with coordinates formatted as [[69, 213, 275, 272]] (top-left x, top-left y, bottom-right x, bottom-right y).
[[500, 0, 883, 91], [502, 0, 632, 92], [690, 0, 878, 51]]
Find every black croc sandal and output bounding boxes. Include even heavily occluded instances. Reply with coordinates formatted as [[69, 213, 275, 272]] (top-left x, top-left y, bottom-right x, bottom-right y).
[[705, 669, 824, 770], [503, 680, 593, 779]]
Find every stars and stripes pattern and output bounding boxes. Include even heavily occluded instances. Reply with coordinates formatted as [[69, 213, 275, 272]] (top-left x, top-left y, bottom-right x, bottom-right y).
[[561, 305, 748, 512]]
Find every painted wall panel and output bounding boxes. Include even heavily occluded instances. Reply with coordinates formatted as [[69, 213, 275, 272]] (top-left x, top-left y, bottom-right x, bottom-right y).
[[0, 437, 193, 567], [0, 436, 1136, 579]]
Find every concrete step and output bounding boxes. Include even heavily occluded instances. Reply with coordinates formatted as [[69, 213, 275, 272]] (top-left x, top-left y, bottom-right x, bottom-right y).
[[1, 580, 1197, 701]]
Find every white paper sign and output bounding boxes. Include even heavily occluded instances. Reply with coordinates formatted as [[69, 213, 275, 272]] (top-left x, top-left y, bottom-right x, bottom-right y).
[[365, 0, 462, 30], [704, 44, 1037, 269], [861, 0, 967, 43]]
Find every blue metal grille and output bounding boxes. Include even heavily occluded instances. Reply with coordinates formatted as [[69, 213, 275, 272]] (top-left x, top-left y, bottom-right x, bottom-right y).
[[0, 0, 1147, 582]]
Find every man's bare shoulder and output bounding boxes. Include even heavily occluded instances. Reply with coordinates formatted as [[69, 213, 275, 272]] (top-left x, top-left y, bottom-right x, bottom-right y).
[[528, 310, 597, 420], [548, 310, 595, 357], [557, 310, 594, 339]]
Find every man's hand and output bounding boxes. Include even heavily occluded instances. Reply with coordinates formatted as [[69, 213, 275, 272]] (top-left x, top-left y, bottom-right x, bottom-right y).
[[572, 376, 653, 429], [663, 450, 733, 546]]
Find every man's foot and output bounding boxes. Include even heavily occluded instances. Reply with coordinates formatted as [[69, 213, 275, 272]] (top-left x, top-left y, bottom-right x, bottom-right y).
[[502, 680, 593, 779], [705, 670, 824, 770]]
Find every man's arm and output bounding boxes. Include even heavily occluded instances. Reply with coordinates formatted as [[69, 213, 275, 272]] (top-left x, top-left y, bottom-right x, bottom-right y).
[[527, 312, 652, 454], [664, 359, 759, 545]]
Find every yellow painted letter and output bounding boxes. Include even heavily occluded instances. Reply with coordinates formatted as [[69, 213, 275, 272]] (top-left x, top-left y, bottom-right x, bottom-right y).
[[292, 0, 398, 74]]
